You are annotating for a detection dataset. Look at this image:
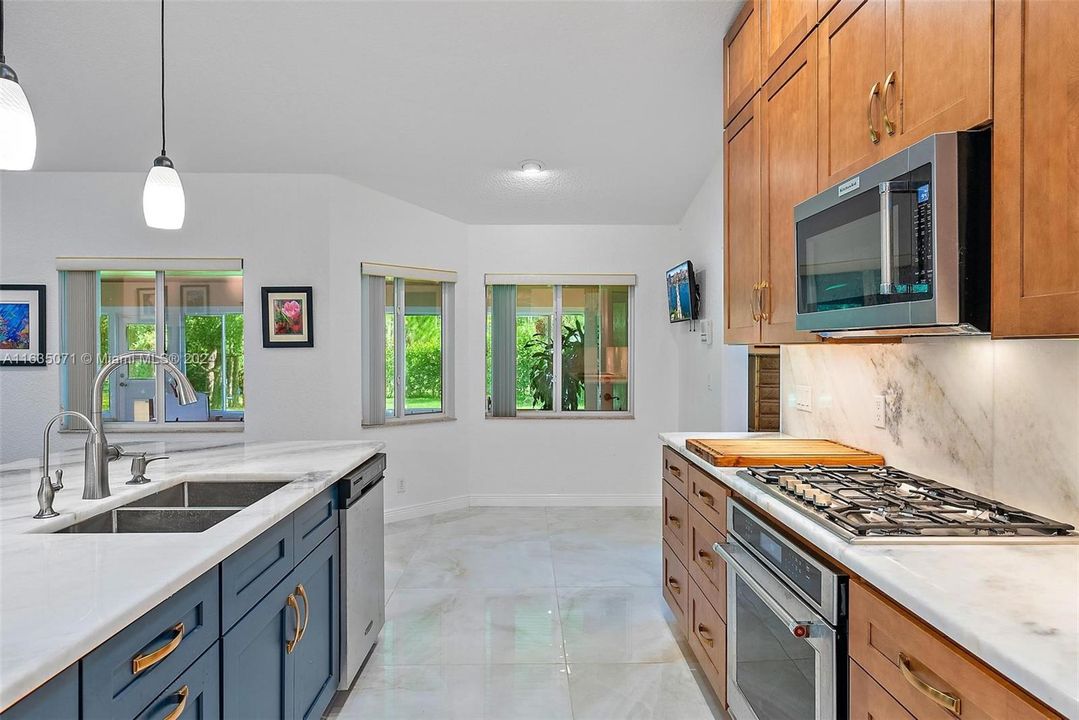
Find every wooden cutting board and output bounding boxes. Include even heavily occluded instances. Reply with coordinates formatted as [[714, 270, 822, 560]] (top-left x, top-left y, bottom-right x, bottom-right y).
[[685, 438, 885, 467]]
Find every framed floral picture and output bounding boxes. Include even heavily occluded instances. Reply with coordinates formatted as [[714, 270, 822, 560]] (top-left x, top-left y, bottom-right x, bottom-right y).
[[0, 284, 46, 366], [261, 286, 313, 348]]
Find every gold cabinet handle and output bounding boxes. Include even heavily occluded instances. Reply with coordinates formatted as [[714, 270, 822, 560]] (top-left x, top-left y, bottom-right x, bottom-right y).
[[666, 515, 682, 529], [286, 594, 302, 654], [759, 281, 770, 321], [868, 81, 881, 144], [898, 652, 961, 715], [162, 686, 189, 720], [696, 489, 716, 507], [132, 623, 185, 674], [696, 623, 715, 648], [295, 583, 310, 644], [883, 71, 897, 136], [668, 465, 682, 478], [751, 282, 762, 322], [666, 577, 681, 595], [697, 549, 715, 568]]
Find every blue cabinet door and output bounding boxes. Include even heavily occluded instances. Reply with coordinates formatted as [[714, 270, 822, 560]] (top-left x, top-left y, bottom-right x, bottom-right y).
[[0, 664, 78, 720], [291, 531, 340, 720], [221, 573, 297, 720]]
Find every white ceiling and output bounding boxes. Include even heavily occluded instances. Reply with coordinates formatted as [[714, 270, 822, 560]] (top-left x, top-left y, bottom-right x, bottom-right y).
[[6, 0, 738, 224]]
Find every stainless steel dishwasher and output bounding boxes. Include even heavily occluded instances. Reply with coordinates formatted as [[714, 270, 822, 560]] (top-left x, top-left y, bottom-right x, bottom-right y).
[[338, 453, 386, 690]]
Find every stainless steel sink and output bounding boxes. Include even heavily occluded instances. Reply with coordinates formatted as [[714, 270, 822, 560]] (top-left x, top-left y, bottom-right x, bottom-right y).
[[125, 480, 291, 508], [57, 507, 242, 533]]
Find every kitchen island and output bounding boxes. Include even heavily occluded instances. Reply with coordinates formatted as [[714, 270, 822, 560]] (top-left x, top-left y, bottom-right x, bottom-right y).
[[0, 439, 384, 714]]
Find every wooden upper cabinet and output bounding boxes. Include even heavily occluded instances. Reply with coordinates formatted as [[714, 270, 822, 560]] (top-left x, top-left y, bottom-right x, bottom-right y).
[[883, 0, 992, 147], [817, 0, 887, 187], [760, 0, 816, 82], [993, 0, 1079, 338], [724, 0, 761, 125], [724, 95, 763, 345], [761, 32, 819, 345]]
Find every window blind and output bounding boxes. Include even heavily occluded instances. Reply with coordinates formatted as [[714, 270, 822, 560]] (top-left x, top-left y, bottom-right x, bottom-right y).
[[489, 285, 517, 417], [59, 271, 98, 430], [360, 274, 387, 426], [484, 273, 636, 286], [362, 262, 457, 284], [56, 257, 242, 271]]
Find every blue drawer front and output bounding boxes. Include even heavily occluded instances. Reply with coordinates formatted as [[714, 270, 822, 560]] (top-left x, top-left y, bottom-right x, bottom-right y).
[[82, 569, 220, 720], [0, 664, 78, 720], [135, 643, 220, 720], [221, 516, 295, 630], [294, 486, 338, 561]]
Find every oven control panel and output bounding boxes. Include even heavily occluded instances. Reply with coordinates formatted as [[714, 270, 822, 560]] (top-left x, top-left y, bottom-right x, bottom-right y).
[[732, 505, 823, 605]]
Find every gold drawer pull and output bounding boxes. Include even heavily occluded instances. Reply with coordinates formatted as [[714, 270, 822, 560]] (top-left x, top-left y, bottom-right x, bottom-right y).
[[666, 515, 682, 529], [668, 465, 682, 478], [666, 577, 681, 594], [286, 594, 302, 654], [868, 81, 881, 144], [697, 549, 715, 568], [696, 489, 715, 507], [163, 686, 189, 720], [898, 652, 961, 715], [295, 583, 310, 644], [883, 71, 897, 136], [132, 623, 184, 674], [696, 623, 715, 648]]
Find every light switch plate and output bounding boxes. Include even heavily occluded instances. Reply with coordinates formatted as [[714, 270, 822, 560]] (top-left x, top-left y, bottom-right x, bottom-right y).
[[873, 396, 886, 428], [699, 319, 713, 345], [795, 385, 812, 412]]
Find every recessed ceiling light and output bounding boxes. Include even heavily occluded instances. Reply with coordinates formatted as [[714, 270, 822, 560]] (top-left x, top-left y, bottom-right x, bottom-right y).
[[519, 159, 545, 176]]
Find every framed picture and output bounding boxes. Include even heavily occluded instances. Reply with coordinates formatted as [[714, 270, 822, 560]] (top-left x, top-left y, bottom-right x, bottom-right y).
[[136, 287, 156, 321], [261, 286, 313, 348], [181, 284, 210, 314], [0, 284, 46, 366]]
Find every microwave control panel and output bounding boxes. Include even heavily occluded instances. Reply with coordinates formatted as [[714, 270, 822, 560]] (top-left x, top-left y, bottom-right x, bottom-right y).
[[911, 183, 933, 294]]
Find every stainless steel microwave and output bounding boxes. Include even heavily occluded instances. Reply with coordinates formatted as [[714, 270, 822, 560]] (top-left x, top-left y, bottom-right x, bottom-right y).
[[793, 132, 991, 337]]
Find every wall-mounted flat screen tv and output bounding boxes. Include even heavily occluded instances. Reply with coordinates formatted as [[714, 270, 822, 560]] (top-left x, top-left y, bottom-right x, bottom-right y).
[[666, 260, 698, 322]]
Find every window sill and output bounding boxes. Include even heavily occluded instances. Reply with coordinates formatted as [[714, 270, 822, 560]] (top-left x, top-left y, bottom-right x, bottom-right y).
[[486, 412, 635, 420], [60, 422, 245, 434], [363, 414, 457, 428]]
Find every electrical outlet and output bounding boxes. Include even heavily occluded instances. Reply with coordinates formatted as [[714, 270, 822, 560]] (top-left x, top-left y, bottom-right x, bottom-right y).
[[397, 477, 406, 494], [795, 385, 812, 412], [873, 396, 886, 428]]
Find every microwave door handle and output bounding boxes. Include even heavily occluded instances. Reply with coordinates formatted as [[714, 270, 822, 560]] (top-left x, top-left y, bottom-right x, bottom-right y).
[[879, 182, 896, 296], [713, 541, 818, 638]]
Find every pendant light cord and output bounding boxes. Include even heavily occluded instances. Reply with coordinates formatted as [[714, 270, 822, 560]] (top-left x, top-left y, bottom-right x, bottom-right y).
[[160, 0, 166, 156], [1, 0, 7, 64]]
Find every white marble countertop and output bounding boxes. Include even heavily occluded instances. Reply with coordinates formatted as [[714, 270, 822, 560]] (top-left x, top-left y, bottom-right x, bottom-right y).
[[660, 432, 1079, 719], [0, 439, 384, 712]]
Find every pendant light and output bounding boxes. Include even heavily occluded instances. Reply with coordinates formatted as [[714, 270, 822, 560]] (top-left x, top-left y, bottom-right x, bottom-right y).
[[143, 0, 184, 229], [0, 0, 37, 170]]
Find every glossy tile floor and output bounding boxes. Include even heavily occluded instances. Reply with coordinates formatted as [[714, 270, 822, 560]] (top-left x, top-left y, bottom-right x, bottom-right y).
[[328, 507, 727, 720]]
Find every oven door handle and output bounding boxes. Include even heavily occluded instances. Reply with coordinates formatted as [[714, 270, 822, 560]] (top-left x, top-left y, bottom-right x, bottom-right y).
[[713, 540, 819, 639]]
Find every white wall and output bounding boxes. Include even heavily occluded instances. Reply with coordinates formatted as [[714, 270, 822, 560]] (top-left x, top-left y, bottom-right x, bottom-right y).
[[675, 153, 749, 431]]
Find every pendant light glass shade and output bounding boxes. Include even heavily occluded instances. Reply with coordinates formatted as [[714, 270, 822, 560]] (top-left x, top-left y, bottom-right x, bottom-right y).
[[143, 155, 185, 230], [0, 63, 36, 170]]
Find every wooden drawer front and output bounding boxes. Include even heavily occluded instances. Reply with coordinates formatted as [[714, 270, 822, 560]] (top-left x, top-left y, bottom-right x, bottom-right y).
[[83, 569, 220, 720], [135, 643, 221, 720], [850, 581, 1053, 720], [688, 466, 730, 536], [662, 446, 689, 497], [294, 485, 339, 562], [662, 539, 688, 627], [688, 508, 727, 621], [0, 664, 78, 720], [662, 480, 689, 560], [221, 516, 295, 631], [850, 660, 914, 720], [688, 579, 727, 706]]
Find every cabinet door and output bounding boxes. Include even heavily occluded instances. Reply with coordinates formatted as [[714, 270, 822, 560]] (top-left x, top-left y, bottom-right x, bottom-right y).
[[817, 0, 887, 186], [760, 0, 815, 82], [992, 0, 1079, 337], [761, 32, 820, 345], [849, 661, 914, 720], [882, 0, 991, 149], [724, 0, 761, 125], [292, 533, 341, 720], [724, 95, 763, 345], [0, 665, 78, 720], [222, 576, 297, 720]]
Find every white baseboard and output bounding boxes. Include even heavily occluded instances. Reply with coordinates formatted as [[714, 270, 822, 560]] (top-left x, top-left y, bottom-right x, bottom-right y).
[[469, 493, 660, 507], [384, 495, 469, 523]]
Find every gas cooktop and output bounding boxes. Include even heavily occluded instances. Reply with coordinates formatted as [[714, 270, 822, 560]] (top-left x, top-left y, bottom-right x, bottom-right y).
[[736, 465, 1077, 543]]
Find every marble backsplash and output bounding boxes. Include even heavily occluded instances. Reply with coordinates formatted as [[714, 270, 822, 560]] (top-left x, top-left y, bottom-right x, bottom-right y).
[[780, 337, 1079, 527]]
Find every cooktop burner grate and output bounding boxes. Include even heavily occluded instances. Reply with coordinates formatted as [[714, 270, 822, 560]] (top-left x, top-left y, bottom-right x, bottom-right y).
[[738, 465, 1075, 538]]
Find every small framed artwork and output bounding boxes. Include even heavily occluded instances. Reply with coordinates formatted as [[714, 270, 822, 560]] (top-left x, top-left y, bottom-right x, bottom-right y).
[[136, 287, 156, 321], [181, 284, 210, 314], [261, 286, 313, 348], [0, 284, 46, 366]]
